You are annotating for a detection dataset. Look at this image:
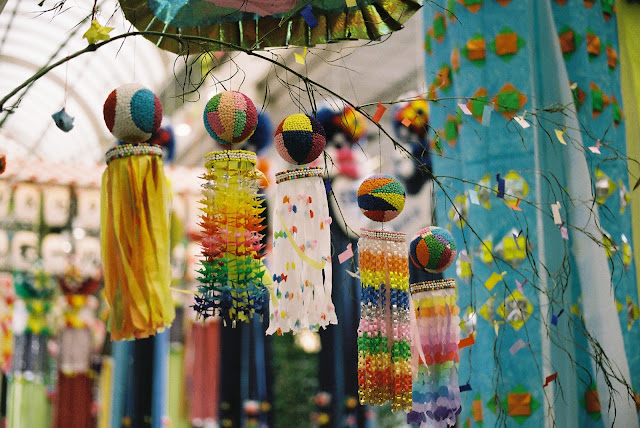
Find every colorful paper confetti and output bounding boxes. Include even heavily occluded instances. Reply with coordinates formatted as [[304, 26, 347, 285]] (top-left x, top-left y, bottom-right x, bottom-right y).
[[459, 335, 476, 349], [509, 339, 528, 356], [372, 101, 386, 123], [338, 243, 354, 264]]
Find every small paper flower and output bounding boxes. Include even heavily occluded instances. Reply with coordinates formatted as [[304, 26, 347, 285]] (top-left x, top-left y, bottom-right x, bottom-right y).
[[83, 19, 114, 45]]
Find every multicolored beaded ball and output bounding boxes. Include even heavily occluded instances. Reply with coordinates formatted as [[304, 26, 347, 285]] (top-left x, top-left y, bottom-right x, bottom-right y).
[[409, 226, 457, 273], [103, 83, 163, 143], [274, 113, 326, 165], [203, 90, 258, 145], [357, 174, 406, 222]]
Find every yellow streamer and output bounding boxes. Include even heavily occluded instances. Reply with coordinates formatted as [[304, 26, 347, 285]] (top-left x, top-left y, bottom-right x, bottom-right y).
[[101, 152, 175, 341]]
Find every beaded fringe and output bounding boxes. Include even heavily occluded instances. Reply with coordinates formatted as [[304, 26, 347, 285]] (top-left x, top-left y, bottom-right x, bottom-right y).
[[357, 229, 412, 411], [408, 285, 462, 427], [193, 150, 268, 325]]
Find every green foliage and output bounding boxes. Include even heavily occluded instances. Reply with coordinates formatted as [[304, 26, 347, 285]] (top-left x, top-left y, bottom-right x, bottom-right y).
[[272, 334, 318, 427]]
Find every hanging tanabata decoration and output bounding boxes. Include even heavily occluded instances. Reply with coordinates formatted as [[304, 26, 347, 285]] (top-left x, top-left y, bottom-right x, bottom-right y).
[[193, 90, 268, 325], [9, 262, 56, 428], [266, 113, 336, 335], [53, 257, 103, 428], [0, 273, 14, 374], [356, 174, 412, 411], [406, 226, 461, 427], [101, 83, 175, 340]]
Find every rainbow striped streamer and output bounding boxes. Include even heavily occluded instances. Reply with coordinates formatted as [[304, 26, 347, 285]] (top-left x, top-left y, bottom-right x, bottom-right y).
[[407, 279, 461, 427], [357, 228, 412, 411], [193, 150, 267, 325]]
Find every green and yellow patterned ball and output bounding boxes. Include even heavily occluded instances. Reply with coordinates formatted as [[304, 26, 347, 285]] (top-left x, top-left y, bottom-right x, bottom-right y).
[[357, 174, 406, 222]]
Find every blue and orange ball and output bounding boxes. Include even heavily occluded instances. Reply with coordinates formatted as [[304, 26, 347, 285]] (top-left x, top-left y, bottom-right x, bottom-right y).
[[409, 226, 457, 273], [203, 91, 258, 145], [274, 113, 326, 164], [357, 174, 406, 222], [103, 83, 162, 143]]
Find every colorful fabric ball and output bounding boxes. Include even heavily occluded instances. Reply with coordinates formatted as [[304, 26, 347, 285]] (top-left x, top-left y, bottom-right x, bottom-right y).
[[203, 91, 258, 145], [357, 174, 406, 222], [409, 226, 457, 273], [274, 114, 326, 164], [103, 83, 163, 143]]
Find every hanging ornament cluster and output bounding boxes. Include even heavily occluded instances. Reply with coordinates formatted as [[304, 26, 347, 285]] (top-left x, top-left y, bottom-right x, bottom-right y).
[[54, 260, 102, 428], [392, 97, 430, 141], [356, 175, 412, 411], [193, 91, 268, 325], [9, 262, 56, 427], [267, 114, 336, 335], [335, 106, 368, 143], [407, 226, 462, 427], [100, 84, 175, 341]]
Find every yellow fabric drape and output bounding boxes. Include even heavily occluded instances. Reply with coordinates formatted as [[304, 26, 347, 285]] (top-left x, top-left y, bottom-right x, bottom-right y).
[[97, 357, 112, 428], [101, 151, 175, 341], [618, 0, 640, 297]]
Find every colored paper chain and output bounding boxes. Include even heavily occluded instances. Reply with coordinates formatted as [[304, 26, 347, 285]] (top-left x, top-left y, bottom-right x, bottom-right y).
[[357, 229, 412, 411], [194, 150, 267, 324]]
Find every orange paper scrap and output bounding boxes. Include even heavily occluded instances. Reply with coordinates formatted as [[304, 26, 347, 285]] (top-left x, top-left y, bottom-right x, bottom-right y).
[[372, 101, 387, 124], [508, 198, 522, 211], [458, 335, 475, 349]]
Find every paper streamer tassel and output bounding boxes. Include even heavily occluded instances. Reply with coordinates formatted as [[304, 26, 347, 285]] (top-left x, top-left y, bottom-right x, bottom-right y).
[[357, 228, 412, 411], [266, 167, 336, 335], [193, 150, 268, 325], [407, 278, 462, 427], [101, 143, 175, 341]]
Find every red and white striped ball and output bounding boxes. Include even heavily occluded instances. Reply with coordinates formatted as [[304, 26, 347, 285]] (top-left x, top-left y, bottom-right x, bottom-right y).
[[103, 83, 163, 143]]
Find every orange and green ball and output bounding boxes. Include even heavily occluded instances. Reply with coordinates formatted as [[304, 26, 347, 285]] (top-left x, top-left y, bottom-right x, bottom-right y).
[[357, 174, 406, 222], [409, 226, 457, 273]]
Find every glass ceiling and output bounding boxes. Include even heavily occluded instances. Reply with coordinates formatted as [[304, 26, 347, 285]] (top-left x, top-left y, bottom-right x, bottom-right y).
[[0, 0, 177, 164]]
